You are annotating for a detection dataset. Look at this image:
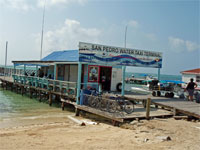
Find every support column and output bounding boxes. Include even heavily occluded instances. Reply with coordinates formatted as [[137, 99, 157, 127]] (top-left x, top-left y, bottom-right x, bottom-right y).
[[121, 66, 126, 97], [54, 64, 57, 80], [24, 65, 26, 75], [158, 68, 160, 81], [14, 64, 16, 75], [36, 65, 38, 76], [76, 62, 82, 105]]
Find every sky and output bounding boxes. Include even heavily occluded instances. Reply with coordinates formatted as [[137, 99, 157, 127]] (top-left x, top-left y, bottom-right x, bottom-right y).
[[0, 0, 199, 75]]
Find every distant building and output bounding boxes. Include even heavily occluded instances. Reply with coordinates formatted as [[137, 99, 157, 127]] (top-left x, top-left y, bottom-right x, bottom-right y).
[[180, 68, 200, 90]]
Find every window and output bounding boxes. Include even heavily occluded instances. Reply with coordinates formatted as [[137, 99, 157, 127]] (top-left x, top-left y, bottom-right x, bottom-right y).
[[88, 66, 99, 82], [196, 75, 200, 82]]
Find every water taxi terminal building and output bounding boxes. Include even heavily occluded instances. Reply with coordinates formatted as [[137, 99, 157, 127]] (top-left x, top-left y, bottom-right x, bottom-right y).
[[12, 42, 163, 103]]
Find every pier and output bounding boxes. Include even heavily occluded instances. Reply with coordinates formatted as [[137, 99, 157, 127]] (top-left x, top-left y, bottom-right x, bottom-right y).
[[0, 75, 77, 106], [0, 75, 174, 124], [2, 74, 199, 126]]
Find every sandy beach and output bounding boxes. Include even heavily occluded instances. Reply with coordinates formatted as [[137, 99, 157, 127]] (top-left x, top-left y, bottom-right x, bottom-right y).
[[0, 115, 200, 150]]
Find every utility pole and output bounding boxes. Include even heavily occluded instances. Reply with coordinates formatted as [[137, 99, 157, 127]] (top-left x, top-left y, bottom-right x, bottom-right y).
[[4, 41, 8, 79], [40, 0, 46, 60], [122, 25, 128, 97], [124, 25, 128, 48]]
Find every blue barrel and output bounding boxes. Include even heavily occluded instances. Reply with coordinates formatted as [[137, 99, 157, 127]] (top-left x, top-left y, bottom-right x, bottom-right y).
[[80, 89, 92, 105]]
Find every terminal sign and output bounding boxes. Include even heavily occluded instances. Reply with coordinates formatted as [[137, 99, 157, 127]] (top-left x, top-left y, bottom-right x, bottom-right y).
[[79, 42, 162, 68]]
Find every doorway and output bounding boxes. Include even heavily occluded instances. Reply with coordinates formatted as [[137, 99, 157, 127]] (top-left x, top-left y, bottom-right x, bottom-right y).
[[99, 66, 112, 91]]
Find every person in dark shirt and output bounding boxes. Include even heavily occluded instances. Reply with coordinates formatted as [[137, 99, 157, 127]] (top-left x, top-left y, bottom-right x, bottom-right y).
[[185, 78, 197, 101]]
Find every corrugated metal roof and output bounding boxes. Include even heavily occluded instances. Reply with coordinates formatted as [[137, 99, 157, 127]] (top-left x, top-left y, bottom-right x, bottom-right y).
[[41, 50, 79, 62], [181, 68, 200, 75]]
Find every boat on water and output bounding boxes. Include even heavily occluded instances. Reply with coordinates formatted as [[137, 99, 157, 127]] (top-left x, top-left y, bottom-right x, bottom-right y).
[[125, 74, 157, 94], [125, 74, 188, 97]]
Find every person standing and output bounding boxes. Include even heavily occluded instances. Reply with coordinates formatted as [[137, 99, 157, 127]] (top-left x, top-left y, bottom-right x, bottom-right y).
[[185, 78, 197, 101]]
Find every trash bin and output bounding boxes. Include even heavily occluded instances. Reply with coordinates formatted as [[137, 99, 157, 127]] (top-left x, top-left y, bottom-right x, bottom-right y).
[[195, 92, 200, 103], [80, 89, 91, 105]]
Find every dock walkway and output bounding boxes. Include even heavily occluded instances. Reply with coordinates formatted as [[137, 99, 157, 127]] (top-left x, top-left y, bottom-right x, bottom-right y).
[[124, 94, 200, 119], [152, 98, 200, 119], [61, 98, 173, 123]]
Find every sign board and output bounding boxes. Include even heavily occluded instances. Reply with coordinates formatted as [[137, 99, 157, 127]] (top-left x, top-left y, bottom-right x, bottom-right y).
[[79, 42, 162, 68]]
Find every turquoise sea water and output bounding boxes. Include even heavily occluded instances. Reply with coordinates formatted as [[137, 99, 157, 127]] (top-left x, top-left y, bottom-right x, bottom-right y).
[[0, 88, 72, 128], [126, 72, 182, 81]]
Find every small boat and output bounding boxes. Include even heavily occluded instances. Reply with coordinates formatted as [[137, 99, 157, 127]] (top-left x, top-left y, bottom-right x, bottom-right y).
[[130, 86, 151, 94], [125, 78, 153, 94], [124, 73, 157, 94]]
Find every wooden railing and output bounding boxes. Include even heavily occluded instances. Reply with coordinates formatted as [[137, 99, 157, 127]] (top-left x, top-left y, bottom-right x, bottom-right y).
[[12, 74, 77, 98]]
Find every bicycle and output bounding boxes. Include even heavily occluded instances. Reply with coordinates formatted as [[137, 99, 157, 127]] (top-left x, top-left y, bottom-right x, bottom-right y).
[[87, 91, 111, 111], [87, 91, 101, 107], [107, 96, 134, 114]]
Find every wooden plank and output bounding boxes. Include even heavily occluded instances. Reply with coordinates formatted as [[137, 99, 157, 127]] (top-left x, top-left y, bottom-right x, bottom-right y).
[[175, 108, 200, 119], [61, 98, 76, 105], [152, 101, 200, 111], [173, 116, 188, 119], [151, 99, 200, 119], [76, 105, 124, 123], [117, 106, 173, 119]]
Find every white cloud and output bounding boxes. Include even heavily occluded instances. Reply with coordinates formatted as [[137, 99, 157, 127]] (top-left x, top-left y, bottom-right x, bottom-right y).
[[35, 19, 101, 55], [168, 36, 199, 52], [0, 0, 33, 11], [128, 20, 139, 28], [37, 0, 87, 7], [145, 33, 157, 41], [185, 40, 199, 52], [168, 36, 185, 49], [168, 36, 185, 52]]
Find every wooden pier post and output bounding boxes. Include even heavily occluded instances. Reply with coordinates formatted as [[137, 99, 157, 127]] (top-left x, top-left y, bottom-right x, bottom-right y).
[[21, 86, 24, 96], [5, 82, 8, 90], [61, 102, 65, 111], [29, 88, 33, 99], [75, 107, 80, 116], [0, 80, 2, 88], [13, 83, 16, 92], [146, 98, 151, 120], [39, 90, 41, 102], [16, 84, 19, 93], [49, 92, 52, 106], [11, 83, 14, 91]]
